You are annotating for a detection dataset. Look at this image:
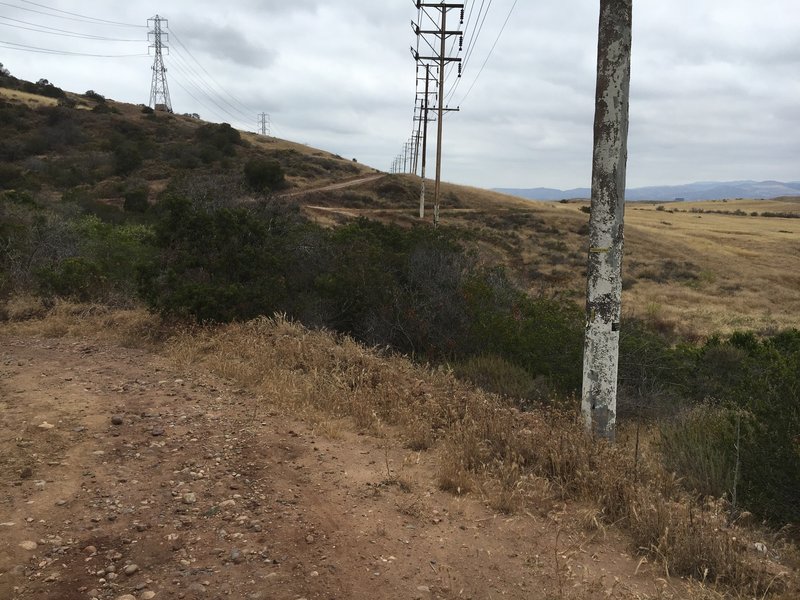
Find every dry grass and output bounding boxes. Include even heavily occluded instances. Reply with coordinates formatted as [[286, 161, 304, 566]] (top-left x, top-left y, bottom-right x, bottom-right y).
[[0, 87, 59, 107], [311, 181, 800, 339], [161, 314, 798, 598], [0, 298, 166, 347]]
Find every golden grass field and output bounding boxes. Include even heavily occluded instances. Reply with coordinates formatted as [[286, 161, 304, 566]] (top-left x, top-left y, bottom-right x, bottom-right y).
[[0, 87, 58, 107], [326, 177, 800, 339]]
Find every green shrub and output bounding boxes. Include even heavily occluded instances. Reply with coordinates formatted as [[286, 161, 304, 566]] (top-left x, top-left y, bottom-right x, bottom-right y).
[[123, 181, 150, 213], [36, 257, 104, 301], [243, 158, 286, 192], [113, 142, 143, 176], [659, 405, 739, 499], [453, 354, 551, 406]]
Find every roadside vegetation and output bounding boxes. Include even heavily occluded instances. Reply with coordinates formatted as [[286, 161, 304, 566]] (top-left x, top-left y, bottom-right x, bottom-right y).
[[1, 71, 798, 597]]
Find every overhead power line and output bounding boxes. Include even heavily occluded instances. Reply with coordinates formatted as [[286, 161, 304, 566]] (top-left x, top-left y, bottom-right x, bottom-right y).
[[0, 39, 147, 57], [9, 0, 146, 27], [0, 15, 142, 41], [167, 27, 255, 121], [457, 0, 517, 106]]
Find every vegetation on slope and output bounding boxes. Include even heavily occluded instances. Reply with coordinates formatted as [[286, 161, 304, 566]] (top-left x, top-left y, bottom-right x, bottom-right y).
[[1, 71, 799, 594]]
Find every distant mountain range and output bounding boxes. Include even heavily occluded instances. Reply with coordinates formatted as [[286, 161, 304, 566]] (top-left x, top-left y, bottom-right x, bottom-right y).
[[494, 180, 800, 202]]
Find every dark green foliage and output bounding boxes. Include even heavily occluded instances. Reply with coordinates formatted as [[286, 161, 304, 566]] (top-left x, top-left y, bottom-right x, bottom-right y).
[[21, 78, 66, 99], [123, 183, 150, 213], [36, 257, 104, 301], [85, 90, 105, 103], [195, 122, 242, 160], [243, 158, 286, 192], [0, 163, 24, 189], [659, 330, 800, 526], [453, 354, 551, 406], [113, 142, 143, 175]]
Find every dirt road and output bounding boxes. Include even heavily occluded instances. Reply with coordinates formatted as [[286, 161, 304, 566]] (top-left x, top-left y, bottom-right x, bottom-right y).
[[0, 333, 671, 600]]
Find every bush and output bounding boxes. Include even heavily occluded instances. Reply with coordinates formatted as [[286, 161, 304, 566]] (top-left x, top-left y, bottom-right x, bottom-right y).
[[123, 181, 150, 213], [85, 90, 105, 103], [113, 142, 143, 176], [453, 354, 550, 406], [243, 158, 286, 192]]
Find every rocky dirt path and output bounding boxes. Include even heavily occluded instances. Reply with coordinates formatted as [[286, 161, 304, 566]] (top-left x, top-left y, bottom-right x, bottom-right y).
[[0, 334, 671, 600]]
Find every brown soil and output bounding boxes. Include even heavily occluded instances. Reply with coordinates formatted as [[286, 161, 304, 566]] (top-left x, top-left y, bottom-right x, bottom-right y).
[[0, 333, 713, 599]]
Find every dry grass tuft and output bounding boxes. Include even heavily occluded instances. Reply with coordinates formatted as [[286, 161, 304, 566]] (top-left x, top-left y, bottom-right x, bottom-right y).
[[0, 298, 167, 347], [162, 314, 797, 597]]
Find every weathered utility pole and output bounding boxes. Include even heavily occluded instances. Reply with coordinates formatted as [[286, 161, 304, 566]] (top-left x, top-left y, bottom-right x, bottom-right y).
[[581, 0, 633, 441], [413, 2, 463, 227], [148, 14, 172, 112]]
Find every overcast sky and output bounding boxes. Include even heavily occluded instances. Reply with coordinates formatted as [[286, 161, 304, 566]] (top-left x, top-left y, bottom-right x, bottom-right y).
[[1, 0, 798, 189]]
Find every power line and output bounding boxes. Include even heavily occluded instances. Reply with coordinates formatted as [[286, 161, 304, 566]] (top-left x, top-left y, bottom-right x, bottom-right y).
[[0, 39, 147, 57], [167, 27, 254, 121], [0, 16, 142, 41], [456, 0, 517, 106], [14, 0, 146, 28]]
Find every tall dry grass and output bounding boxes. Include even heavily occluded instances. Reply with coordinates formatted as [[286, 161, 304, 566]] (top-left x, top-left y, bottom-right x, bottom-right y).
[[164, 314, 796, 598]]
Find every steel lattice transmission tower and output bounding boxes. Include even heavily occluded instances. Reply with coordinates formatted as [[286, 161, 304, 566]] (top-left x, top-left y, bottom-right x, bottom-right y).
[[148, 15, 172, 112]]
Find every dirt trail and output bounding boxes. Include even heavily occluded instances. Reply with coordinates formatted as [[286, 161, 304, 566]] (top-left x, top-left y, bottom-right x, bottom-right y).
[[280, 175, 384, 199], [1, 334, 674, 600]]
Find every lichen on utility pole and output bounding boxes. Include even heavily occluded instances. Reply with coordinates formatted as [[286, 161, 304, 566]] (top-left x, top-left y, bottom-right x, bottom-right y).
[[581, 0, 632, 441]]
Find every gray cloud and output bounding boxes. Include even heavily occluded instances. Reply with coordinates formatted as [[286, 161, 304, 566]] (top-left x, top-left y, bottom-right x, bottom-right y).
[[2, 0, 797, 189]]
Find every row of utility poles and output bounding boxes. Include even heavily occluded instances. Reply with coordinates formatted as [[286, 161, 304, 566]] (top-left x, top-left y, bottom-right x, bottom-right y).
[[393, 1, 633, 440], [391, 1, 464, 227]]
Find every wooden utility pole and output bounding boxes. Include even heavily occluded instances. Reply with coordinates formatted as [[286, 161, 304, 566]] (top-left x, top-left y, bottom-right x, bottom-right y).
[[419, 64, 431, 218], [412, 2, 463, 226], [581, 0, 633, 441]]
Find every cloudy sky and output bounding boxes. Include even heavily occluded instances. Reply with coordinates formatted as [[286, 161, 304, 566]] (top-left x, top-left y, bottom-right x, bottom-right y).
[[1, 0, 798, 189]]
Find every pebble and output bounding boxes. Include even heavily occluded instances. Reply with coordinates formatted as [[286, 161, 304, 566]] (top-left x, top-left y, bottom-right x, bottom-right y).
[[140, 593, 156, 600], [124, 563, 140, 575], [116, 595, 137, 600], [87, 590, 100, 599], [111, 415, 124, 426], [416, 585, 431, 593], [305, 535, 315, 544], [187, 583, 206, 595], [84, 545, 97, 555], [151, 428, 165, 437], [182, 492, 197, 505], [229, 548, 243, 564], [19, 541, 37, 551], [38, 422, 55, 430]]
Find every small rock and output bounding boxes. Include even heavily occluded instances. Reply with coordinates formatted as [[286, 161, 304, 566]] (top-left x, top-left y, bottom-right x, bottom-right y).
[[187, 583, 206, 594], [229, 548, 243, 564], [87, 590, 100, 599], [309, 570, 319, 577], [19, 541, 37, 551], [140, 593, 156, 600], [111, 415, 124, 426], [416, 585, 431, 593], [55, 499, 67, 506], [124, 563, 139, 575], [182, 492, 197, 505], [116, 595, 137, 600], [151, 428, 165, 437], [38, 422, 55, 430], [83, 545, 97, 555], [755, 542, 768, 555], [305, 535, 315, 544]]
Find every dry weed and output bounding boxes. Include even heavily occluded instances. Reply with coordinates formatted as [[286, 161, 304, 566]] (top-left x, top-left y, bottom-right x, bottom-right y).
[[151, 314, 798, 597]]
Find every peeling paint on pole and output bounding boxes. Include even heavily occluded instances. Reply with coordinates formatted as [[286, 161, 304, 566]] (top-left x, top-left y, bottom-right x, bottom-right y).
[[581, 0, 632, 441]]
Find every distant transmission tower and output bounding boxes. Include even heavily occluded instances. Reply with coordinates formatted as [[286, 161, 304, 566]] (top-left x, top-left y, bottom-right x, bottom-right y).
[[258, 112, 271, 136], [148, 15, 172, 112]]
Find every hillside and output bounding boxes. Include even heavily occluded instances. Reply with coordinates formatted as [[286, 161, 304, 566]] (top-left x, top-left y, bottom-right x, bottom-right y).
[[2, 81, 800, 599], [496, 180, 800, 201]]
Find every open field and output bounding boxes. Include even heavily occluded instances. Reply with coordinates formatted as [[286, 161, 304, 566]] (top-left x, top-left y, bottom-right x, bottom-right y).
[[300, 175, 800, 338], [0, 88, 58, 107]]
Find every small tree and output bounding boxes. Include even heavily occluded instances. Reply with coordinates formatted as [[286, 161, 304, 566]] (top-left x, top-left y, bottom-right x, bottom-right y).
[[244, 158, 286, 192]]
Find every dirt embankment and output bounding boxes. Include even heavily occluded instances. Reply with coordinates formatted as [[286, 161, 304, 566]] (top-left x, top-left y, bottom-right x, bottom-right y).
[[0, 331, 776, 600]]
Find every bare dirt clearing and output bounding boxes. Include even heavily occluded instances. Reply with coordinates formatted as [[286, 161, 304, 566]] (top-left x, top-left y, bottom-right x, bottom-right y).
[[0, 330, 705, 600]]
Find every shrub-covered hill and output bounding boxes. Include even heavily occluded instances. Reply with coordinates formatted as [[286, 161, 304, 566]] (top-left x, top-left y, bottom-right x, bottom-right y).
[[1, 74, 799, 535]]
